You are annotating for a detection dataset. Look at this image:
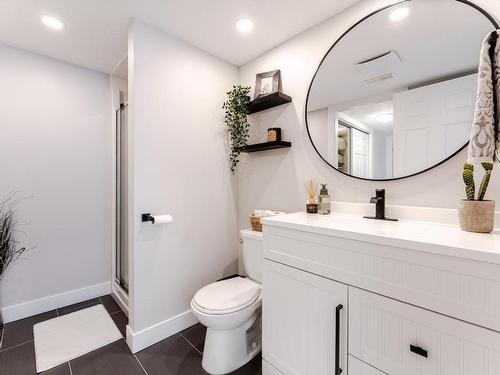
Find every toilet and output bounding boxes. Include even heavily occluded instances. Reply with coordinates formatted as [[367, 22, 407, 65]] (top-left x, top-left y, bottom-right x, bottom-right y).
[[191, 229, 263, 374]]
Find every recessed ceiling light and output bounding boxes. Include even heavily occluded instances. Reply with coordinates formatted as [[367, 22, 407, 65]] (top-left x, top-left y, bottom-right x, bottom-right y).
[[236, 19, 254, 34], [376, 113, 394, 123], [389, 7, 410, 22], [41, 15, 64, 30]]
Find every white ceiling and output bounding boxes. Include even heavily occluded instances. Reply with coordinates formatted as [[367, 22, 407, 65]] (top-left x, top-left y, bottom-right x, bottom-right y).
[[307, 0, 496, 111], [341, 101, 394, 133], [0, 0, 360, 74]]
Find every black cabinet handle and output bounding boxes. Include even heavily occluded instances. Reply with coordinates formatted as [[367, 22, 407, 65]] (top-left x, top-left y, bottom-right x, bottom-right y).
[[410, 344, 428, 358], [335, 304, 343, 375]]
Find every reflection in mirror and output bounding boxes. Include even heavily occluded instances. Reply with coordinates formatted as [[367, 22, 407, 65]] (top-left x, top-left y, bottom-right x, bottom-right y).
[[306, 0, 497, 180]]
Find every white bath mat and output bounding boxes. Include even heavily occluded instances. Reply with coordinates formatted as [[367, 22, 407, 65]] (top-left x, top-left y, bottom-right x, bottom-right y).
[[33, 304, 122, 373]]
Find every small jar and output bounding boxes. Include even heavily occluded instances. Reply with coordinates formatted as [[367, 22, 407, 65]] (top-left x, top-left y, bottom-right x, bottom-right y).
[[306, 201, 318, 214], [268, 128, 281, 142]]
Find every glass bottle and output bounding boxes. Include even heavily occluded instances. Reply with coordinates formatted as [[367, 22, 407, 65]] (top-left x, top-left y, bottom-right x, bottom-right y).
[[318, 184, 331, 215]]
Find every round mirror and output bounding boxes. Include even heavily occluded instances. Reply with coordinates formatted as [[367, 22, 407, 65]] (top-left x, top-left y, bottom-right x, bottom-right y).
[[306, 0, 498, 181]]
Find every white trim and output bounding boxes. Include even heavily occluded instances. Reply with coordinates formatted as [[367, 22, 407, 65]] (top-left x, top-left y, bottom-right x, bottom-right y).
[[126, 310, 197, 353], [1, 281, 111, 323]]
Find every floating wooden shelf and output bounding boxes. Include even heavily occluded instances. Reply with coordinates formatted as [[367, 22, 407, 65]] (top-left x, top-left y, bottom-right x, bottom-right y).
[[247, 92, 292, 114], [239, 140, 292, 153]]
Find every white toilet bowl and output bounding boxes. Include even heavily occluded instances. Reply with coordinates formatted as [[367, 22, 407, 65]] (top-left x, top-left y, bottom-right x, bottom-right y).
[[191, 229, 263, 374], [191, 276, 262, 374]]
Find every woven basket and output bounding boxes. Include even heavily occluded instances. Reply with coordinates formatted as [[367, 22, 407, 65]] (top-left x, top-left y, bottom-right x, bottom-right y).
[[249, 214, 263, 232]]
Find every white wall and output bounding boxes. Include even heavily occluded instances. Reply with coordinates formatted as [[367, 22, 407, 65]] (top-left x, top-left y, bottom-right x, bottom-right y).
[[0, 43, 112, 321], [127, 20, 239, 351], [237, 0, 500, 227], [307, 108, 329, 156]]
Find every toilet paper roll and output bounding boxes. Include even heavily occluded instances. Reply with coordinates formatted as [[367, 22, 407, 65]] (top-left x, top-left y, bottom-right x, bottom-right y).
[[151, 214, 173, 224]]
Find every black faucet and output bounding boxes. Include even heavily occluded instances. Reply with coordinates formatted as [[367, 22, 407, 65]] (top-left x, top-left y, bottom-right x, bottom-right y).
[[364, 189, 398, 221]]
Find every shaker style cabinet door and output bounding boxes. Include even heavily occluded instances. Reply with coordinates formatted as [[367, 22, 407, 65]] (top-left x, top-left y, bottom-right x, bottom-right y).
[[349, 287, 500, 375], [263, 259, 348, 375]]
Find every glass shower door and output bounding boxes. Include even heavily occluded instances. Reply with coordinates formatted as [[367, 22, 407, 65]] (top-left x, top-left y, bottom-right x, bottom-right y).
[[115, 104, 129, 293]]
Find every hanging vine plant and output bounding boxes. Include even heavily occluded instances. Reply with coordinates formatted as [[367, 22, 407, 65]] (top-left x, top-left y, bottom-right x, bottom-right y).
[[223, 85, 251, 173]]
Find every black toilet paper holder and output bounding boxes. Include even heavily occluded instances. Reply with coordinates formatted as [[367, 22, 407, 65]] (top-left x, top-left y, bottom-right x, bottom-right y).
[[141, 213, 154, 223]]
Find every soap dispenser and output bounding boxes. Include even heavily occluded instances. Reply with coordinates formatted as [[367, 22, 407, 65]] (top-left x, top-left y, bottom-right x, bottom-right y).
[[318, 184, 331, 215]]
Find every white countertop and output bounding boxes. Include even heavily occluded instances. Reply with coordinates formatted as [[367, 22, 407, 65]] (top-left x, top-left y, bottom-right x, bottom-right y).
[[261, 212, 500, 264]]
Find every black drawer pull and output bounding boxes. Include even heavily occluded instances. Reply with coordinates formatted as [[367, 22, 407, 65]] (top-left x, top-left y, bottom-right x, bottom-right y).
[[410, 344, 428, 358], [335, 304, 343, 375]]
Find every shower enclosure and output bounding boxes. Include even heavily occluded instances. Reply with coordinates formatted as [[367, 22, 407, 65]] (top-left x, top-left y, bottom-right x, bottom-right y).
[[115, 102, 129, 293]]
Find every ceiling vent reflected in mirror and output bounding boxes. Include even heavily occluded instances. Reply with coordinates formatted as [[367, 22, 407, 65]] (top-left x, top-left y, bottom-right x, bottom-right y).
[[356, 51, 401, 85], [363, 73, 395, 85]]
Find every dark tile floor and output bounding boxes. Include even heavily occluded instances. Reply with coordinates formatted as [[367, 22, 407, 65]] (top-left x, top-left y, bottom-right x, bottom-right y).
[[0, 295, 262, 375]]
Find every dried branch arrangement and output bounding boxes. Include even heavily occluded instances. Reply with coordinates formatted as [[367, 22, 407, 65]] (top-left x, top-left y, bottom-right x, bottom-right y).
[[305, 180, 318, 203], [0, 194, 28, 280]]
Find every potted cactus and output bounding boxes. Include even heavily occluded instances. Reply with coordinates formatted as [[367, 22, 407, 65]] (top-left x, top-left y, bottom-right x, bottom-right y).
[[458, 162, 495, 233]]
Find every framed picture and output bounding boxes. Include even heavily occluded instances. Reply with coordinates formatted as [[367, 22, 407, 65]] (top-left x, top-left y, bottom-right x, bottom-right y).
[[254, 70, 282, 99]]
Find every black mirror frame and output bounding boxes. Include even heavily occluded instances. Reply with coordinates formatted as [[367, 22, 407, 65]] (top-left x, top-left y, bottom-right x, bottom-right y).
[[305, 0, 499, 182]]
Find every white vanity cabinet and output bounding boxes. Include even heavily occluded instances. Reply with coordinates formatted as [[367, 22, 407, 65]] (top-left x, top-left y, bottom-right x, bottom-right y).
[[263, 260, 347, 375], [261, 212, 500, 375]]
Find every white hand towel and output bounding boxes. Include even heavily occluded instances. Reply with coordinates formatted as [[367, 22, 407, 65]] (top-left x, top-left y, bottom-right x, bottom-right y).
[[468, 30, 500, 164]]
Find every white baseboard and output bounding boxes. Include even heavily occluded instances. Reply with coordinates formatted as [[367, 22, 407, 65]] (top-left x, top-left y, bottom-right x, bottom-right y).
[[126, 310, 198, 353], [1, 281, 111, 323]]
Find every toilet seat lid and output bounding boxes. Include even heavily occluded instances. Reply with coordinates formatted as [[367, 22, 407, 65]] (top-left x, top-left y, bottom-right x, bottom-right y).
[[193, 277, 260, 314]]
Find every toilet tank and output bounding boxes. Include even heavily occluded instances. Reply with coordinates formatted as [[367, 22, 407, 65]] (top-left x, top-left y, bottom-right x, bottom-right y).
[[240, 229, 263, 283]]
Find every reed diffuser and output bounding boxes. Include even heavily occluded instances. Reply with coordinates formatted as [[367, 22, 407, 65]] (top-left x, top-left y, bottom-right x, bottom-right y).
[[305, 180, 319, 214]]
